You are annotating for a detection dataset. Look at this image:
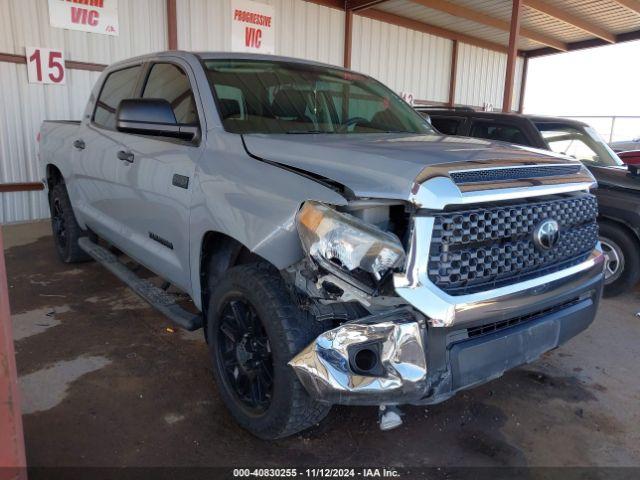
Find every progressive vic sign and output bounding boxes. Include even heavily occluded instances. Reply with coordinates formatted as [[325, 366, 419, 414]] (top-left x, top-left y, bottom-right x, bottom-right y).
[[48, 0, 119, 36], [231, 0, 275, 54]]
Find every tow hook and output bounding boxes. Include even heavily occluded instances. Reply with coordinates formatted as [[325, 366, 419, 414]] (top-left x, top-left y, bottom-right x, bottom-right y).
[[378, 405, 403, 431]]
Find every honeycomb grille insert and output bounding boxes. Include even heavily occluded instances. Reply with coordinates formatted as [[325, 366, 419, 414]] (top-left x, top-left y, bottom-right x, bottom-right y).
[[427, 194, 598, 295], [449, 165, 582, 184]]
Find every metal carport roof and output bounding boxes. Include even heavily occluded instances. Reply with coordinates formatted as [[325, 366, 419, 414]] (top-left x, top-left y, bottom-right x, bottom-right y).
[[326, 0, 640, 111], [338, 0, 640, 56]]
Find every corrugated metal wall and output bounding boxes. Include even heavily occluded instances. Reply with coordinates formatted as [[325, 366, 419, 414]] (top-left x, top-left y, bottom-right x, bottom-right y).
[[512, 56, 524, 112], [0, 0, 167, 224], [0, 63, 102, 223], [349, 18, 523, 109], [177, 0, 345, 66], [351, 15, 452, 103], [454, 43, 523, 110]]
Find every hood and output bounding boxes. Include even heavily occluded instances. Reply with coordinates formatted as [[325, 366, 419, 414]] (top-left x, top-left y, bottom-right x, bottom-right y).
[[589, 165, 640, 192], [243, 133, 571, 200]]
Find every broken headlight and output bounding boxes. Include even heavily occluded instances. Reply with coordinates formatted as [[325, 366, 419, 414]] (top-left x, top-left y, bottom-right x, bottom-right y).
[[296, 201, 406, 287]]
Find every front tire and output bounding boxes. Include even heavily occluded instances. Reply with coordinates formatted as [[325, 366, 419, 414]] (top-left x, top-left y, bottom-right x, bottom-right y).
[[207, 263, 330, 439], [599, 221, 640, 297], [48, 183, 91, 263]]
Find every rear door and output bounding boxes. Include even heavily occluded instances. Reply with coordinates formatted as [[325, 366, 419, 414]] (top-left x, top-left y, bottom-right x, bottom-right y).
[[71, 64, 144, 242], [111, 60, 204, 291]]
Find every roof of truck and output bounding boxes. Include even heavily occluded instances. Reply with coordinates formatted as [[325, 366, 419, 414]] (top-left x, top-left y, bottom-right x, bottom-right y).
[[106, 50, 349, 73]]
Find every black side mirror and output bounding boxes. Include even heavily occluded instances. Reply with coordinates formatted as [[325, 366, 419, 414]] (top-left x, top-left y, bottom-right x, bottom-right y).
[[116, 98, 199, 141], [628, 164, 640, 178]]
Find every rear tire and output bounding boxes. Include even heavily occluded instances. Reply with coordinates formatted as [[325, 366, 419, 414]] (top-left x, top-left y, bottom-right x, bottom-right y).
[[599, 221, 640, 297], [48, 183, 91, 263], [207, 263, 330, 439]]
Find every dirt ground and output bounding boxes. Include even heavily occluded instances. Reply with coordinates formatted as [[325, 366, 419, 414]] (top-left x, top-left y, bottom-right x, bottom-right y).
[[4, 221, 640, 470]]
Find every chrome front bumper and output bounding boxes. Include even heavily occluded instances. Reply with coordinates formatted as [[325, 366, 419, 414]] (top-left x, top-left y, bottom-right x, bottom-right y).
[[290, 248, 604, 406]]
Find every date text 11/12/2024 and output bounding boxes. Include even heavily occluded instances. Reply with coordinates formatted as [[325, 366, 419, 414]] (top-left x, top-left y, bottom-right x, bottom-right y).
[[233, 468, 401, 478]]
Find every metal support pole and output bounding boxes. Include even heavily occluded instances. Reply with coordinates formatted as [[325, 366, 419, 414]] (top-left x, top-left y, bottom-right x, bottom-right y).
[[344, 9, 353, 69], [502, 0, 523, 112], [448, 40, 458, 108], [610, 116, 617, 142], [167, 0, 178, 50]]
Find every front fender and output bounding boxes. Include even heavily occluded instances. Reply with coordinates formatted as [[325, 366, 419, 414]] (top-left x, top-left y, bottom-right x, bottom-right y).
[[188, 132, 347, 310]]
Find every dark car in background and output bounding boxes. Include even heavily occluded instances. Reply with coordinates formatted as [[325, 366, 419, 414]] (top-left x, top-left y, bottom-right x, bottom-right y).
[[417, 108, 640, 297]]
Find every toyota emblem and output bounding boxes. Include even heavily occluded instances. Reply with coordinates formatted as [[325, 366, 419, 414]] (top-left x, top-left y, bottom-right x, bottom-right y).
[[534, 219, 560, 250]]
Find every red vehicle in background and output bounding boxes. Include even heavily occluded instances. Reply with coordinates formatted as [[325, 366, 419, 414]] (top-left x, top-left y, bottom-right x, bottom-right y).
[[618, 150, 640, 166]]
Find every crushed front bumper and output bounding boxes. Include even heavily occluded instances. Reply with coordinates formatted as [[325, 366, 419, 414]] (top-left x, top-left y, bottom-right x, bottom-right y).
[[289, 309, 428, 405], [289, 250, 604, 406]]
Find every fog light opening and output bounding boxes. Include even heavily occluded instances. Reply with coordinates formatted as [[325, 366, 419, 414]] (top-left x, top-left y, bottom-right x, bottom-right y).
[[353, 348, 379, 373]]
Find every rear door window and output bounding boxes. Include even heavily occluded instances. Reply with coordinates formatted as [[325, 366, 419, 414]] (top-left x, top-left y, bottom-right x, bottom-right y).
[[431, 117, 464, 135], [470, 120, 529, 146], [142, 63, 199, 125], [93, 65, 142, 130]]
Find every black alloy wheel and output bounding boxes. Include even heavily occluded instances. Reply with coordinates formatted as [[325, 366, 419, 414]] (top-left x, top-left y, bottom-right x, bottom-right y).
[[206, 263, 331, 439], [48, 183, 91, 263], [216, 298, 274, 414]]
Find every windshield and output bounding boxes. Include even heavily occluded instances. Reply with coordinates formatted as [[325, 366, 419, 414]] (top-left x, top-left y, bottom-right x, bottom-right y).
[[536, 122, 623, 167], [204, 59, 433, 135]]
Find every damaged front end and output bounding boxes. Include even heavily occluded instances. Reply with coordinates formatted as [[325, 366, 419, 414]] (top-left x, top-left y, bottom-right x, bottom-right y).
[[286, 163, 604, 410], [287, 200, 429, 406]]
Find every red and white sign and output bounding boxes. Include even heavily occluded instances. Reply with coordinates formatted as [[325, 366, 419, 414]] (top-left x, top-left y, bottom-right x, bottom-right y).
[[48, 0, 119, 36], [231, 0, 275, 54], [400, 91, 415, 106], [26, 47, 66, 85]]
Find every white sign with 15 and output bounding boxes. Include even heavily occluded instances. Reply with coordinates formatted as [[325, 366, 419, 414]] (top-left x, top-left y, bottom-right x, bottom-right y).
[[26, 47, 66, 85]]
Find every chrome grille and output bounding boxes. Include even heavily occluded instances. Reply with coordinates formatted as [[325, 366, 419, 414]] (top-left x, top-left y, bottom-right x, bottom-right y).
[[427, 194, 599, 295], [449, 165, 582, 184]]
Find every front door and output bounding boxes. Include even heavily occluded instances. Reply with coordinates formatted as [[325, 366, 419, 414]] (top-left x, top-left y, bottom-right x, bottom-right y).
[[112, 61, 204, 292]]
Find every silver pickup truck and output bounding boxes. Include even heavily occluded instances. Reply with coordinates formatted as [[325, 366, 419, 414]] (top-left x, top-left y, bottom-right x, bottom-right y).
[[39, 51, 605, 439]]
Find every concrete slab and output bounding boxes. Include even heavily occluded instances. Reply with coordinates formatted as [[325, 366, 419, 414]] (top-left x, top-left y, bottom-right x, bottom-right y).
[[3, 221, 640, 468]]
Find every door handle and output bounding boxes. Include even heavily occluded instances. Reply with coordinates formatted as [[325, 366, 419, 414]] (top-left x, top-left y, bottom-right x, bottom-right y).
[[117, 150, 134, 163], [73, 139, 85, 150]]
